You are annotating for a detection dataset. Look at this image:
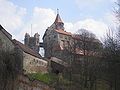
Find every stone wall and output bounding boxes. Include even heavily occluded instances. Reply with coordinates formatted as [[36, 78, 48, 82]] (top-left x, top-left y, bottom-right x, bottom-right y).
[[23, 52, 48, 74], [43, 28, 59, 58]]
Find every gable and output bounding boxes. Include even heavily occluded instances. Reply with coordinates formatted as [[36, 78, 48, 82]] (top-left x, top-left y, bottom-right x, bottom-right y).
[[0, 29, 14, 51]]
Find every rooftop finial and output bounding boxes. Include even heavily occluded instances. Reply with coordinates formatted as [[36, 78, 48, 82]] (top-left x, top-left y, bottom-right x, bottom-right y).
[[57, 8, 59, 14]]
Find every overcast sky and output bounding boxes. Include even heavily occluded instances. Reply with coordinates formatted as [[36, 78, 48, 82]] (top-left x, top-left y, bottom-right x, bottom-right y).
[[0, 0, 117, 42]]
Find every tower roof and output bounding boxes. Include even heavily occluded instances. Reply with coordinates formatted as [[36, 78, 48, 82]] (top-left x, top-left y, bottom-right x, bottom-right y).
[[54, 9, 63, 23], [54, 14, 63, 23]]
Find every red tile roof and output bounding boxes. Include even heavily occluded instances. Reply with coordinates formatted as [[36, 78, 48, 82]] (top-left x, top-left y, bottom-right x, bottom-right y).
[[12, 39, 42, 59], [55, 29, 72, 36]]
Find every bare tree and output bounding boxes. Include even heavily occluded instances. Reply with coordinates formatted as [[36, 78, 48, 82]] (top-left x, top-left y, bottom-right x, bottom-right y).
[[70, 29, 102, 90], [101, 29, 120, 90]]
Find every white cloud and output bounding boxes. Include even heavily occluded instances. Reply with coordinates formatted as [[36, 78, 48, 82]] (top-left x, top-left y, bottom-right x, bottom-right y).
[[16, 8, 109, 42], [17, 7, 56, 42], [65, 19, 108, 40], [0, 0, 114, 42], [0, 0, 26, 34], [0, 0, 109, 42]]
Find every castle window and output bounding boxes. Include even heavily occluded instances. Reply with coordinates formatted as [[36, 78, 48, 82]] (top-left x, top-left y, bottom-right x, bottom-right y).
[[61, 40, 65, 48], [48, 37, 50, 40], [67, 41, 70, 46], [33, 59, 35, 62], [36, 40, 39, 45], [65, 36, 67, 39], [36, 60, 38, 63], [54, 35, 57, 38], [30, 62, 32, 64]]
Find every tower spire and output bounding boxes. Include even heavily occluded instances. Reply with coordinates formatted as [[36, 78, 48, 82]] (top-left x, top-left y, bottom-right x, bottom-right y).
[[54, 9, 63, 23], [57, 8, 59, 14]]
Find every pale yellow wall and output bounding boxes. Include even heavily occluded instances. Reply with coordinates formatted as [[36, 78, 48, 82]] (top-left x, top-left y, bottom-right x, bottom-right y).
[[23, 52, 48, 74]]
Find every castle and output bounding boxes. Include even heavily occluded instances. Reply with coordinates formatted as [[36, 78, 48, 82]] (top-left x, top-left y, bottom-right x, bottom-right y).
[[42, 12, 74, 61], [0, 10, 102, 90], [24, 11, 101, 63], [24, 12, 74, 62]]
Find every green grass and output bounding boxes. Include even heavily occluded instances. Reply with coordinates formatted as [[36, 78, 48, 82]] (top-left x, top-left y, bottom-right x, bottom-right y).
[[28, 73, 57, 84]]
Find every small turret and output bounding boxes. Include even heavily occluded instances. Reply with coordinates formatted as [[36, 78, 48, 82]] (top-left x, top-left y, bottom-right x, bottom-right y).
[[24, 33, 30, 46], [34, 33, 39, 38], [24, 33, 40, 53], [34, 33, 40, 46]]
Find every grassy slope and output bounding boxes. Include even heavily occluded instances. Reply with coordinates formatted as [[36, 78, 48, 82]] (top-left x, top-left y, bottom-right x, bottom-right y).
[[28, 73, 57, 84]]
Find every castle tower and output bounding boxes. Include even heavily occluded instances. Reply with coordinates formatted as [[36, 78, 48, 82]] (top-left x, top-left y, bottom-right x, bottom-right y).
[[43, 10, 73, 61], [24, 33, 40, 53], [34, 33, 40, 52]]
